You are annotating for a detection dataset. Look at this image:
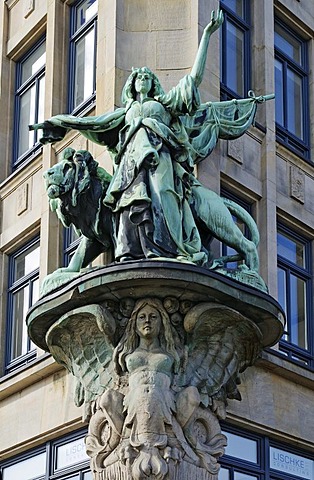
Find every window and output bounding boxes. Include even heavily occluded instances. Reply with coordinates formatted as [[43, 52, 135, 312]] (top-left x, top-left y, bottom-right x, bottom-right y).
[[219, 424, 314, 480], [69, 0, 98, 113], [63, 226, 82, 267], [5, 238, 40, 373], [13, 39, 46, 169], [274, 20, 310, 159], [0, 429, 91, 480], [277, 225, 313, 367], [221, 189, 252, 269], [220, 0, 250, 99]]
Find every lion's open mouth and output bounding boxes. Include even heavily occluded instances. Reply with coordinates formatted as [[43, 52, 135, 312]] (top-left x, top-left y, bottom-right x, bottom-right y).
[[46, 184, 63, 198]]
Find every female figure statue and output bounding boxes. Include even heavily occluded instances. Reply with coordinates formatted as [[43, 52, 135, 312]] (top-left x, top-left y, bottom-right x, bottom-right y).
[[106, 298, 205, 479], [32, 10, 270, 271]]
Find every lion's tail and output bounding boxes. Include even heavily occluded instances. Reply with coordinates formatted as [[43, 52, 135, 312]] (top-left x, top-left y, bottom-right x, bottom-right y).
[[222, 197, 260, 246]]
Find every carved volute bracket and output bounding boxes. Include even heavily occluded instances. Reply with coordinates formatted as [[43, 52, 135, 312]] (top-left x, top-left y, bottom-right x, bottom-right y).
[[27, 264, 285, 480]]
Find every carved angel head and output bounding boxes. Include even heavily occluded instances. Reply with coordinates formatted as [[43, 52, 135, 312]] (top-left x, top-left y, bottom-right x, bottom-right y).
[[113, 297, 180, 374]]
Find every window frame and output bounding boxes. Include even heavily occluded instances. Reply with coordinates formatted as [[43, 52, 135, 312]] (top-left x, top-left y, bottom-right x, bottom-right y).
[[5, 237, 40, 374], [63, 226, 82, 267], [220, 0, 251, 100], [276, 223, 313, 369], [274, 18, 310, 161], [13, 37, 46, 170], [0, 429, 91, 480], [68, 0, 98, 114], [220, 188, 253, 269], [220, 423, 314, 480]]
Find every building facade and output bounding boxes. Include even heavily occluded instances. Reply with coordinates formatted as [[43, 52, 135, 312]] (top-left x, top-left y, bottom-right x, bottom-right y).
[[0, 0, 313, 479]]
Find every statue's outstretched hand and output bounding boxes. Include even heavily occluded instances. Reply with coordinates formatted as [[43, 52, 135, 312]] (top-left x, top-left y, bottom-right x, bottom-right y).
[[204, 9, 224, 36]]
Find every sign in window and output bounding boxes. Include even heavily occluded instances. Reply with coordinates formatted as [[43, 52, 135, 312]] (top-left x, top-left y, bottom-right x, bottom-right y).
[[270, 446, 313, 479]]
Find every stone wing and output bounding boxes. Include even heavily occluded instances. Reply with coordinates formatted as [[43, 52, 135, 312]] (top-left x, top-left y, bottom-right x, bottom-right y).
[[46, 304, 116, 408], [183, 303, 262, 411]]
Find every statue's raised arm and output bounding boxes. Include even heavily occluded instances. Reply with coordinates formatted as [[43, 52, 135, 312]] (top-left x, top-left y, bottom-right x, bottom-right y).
[[190, 9, 224, 87], [33, 9, 274, 296]]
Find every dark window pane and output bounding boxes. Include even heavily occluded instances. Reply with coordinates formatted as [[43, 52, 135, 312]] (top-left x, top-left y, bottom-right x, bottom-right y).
[[275, 23, 302, 64], [224, 214, 246, 269], [75, 0, 97, 30], [290, 274, 307, 349], [287, 68, 303, 139], [275, 59, 284, 127], [277, 267, 287, 314], [274, 20, 308, 155], [225, 20, 245, 96], [277, 232, 305, 267], [221, 0, 244, 17]]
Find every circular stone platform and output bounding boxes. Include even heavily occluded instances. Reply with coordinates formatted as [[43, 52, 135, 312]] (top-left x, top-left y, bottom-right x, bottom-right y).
[[27, 261, 285, 351]]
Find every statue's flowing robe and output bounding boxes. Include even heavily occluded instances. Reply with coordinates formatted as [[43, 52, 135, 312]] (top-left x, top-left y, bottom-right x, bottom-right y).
[[38, 76, 259, 263]]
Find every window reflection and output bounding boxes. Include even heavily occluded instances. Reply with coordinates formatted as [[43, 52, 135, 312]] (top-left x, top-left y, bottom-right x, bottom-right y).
[[277, 232, 305, 267], [225, 21, 245, 96], [277, 227, 311, 362], [274, 20, 309, 157], [7, 239, 40, 370], [219, 466, 230, 479], [275, 23, 301, 63], [234, 473, 258, 480], [15, 40, 46, 165], [221, 0, 244, 17], [74, 28, 95, 107], [287, 69, 303, 139], [70, 0, 97, 112], [220, 0, 249, 99], [75, 0, 98, 30], [290, 274, 307, 349], [223, 431, 258, 463], [2, 452, 46, 480]]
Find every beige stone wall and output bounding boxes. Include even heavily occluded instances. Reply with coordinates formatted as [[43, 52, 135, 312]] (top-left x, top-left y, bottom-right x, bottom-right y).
[[0, 0, 313, 467]]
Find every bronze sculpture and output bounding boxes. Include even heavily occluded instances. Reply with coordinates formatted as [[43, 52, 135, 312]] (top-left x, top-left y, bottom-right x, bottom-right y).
[[26, 10, 284, 480], [31, 9, 273, 293]]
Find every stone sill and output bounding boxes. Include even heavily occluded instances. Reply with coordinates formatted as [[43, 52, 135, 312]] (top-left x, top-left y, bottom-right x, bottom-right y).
[[257, 349, 314, 390], [0, 353, 62, 401]]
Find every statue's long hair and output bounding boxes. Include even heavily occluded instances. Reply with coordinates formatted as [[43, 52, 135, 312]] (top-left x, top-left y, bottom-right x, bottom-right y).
[[121, 67, 165, 105], [113, 297, 180, 374]]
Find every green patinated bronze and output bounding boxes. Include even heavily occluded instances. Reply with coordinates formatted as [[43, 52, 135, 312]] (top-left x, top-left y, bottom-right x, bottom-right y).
[[26, 11, 284, 479], [32, 10, 273, 295]]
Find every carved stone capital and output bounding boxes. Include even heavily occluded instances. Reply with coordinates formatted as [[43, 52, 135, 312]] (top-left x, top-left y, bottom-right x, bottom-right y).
[[27, 263, 284, 479]]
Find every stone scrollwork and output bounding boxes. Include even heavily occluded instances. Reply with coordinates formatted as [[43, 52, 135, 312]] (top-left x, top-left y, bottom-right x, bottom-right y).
[[45, 296, 263, 479]]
